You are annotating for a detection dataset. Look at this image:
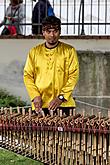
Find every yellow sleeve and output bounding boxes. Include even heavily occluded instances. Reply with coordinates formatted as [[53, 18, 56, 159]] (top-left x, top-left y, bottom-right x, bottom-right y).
[[23, 48, 40, 101], [60, 48, 79, 100]]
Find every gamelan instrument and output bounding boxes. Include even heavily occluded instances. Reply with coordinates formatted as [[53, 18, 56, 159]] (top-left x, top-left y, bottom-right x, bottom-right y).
[[0, 106, 110, 165]]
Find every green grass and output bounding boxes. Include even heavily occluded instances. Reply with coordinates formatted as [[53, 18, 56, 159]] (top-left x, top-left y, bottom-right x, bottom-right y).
[[0, 149, 43, 165]]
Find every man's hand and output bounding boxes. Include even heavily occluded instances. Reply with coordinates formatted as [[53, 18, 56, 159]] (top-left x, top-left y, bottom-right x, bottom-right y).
[[48, 97, 63, 111], [33, 96, 42, 113]]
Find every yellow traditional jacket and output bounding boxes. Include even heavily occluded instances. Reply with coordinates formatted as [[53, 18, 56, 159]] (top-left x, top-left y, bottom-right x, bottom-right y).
[[24, 41, 79, 110]]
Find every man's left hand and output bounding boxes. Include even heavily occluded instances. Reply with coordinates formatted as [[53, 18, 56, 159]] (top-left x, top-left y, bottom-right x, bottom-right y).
[[48, 97, 63, 111]]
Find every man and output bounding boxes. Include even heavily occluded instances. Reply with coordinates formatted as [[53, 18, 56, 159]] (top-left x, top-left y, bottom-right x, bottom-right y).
[[24, 16, 79, 115], [32, 0, 54, 35]]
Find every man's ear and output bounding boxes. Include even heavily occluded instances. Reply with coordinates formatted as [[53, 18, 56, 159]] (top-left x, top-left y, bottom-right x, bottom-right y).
[[42, 30, 45, 36]]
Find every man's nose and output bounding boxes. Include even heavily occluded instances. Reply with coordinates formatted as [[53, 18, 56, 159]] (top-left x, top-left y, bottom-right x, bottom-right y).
[[50, 31, 54, 36]]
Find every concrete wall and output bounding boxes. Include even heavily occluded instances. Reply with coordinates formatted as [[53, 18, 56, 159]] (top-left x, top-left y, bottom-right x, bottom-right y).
[[77, 51, 110, 115], [0, 38, 110, 115]]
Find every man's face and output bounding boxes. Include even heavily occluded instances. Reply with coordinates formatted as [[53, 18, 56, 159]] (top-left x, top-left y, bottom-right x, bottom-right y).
[[42, 28, 60, 45]]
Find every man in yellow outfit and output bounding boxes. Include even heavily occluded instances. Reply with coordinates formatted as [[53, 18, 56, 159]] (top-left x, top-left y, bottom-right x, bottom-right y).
[[23, 16, 79, 115]]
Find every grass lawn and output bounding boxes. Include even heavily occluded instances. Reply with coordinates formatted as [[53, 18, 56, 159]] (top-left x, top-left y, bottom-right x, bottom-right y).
[[0, 148, 43, 165]]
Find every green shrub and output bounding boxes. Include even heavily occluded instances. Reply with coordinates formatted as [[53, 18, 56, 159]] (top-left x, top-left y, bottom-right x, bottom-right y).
[[0, 89, 27, 107]]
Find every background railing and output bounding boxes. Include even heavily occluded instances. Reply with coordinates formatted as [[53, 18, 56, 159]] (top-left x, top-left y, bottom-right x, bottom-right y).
[[0, 0, 110, 36]]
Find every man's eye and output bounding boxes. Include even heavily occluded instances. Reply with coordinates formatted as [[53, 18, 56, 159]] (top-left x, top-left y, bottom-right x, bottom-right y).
[[54, 30, 58, 33], [46, 30, 58, 34], [46, 30, 50, 33]]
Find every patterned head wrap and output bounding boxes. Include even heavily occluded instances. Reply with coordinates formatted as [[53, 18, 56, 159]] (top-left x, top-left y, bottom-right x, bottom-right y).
[[42, 16, 61, 31]]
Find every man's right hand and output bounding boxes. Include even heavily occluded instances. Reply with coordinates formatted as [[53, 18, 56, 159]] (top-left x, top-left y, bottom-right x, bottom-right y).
[[33, 96, 42, 113]]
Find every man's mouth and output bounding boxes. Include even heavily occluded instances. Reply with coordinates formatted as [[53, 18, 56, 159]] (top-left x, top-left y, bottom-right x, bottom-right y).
[[49, 38, 56, 42]]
